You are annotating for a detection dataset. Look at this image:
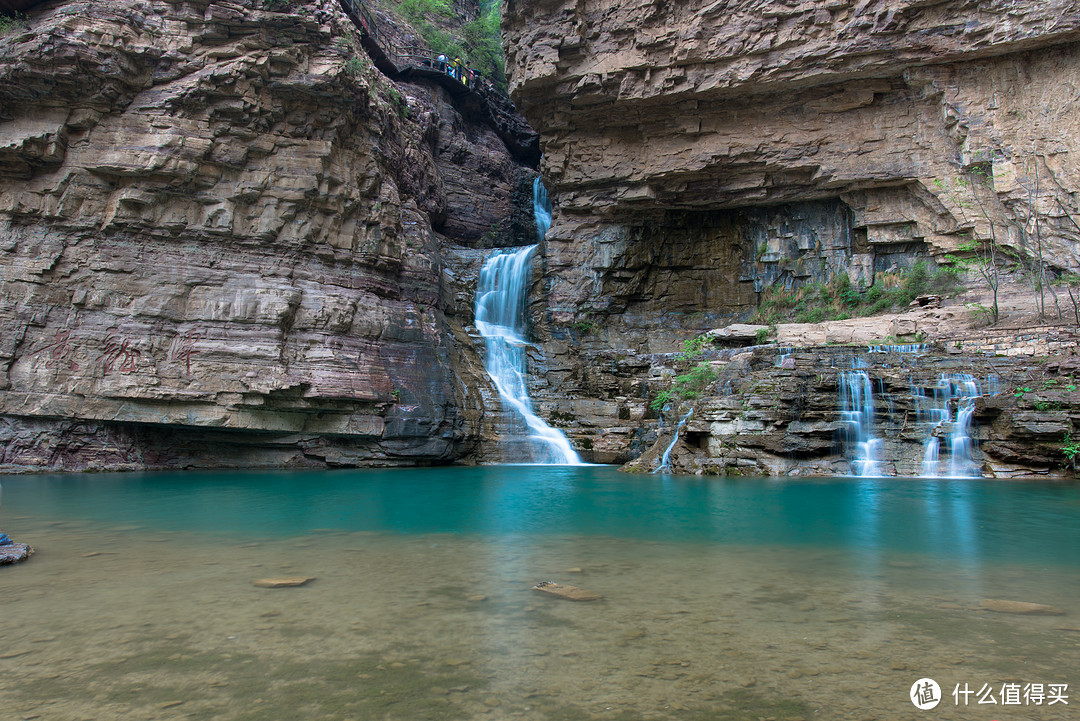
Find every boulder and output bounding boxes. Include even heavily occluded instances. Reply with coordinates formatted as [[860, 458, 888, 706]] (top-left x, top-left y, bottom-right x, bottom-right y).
[[705, 324, 769, 345], [0, 542, 32, 566]]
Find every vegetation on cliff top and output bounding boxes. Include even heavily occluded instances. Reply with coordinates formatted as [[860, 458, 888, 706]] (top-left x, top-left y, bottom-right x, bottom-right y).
[[389, 0, 506, 91]]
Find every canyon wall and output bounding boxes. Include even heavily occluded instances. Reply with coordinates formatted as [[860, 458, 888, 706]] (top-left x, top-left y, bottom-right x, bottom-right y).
[[502, 0, 1080, 474], [505, 0, 1080, 336], [0, 0, 532, 472]]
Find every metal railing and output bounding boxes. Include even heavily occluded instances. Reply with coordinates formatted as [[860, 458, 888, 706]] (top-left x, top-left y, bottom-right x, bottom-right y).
[[337, 0, 502, 97]]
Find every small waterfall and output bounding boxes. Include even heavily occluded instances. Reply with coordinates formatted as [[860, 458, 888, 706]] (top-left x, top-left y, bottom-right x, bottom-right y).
[[839, 370, 883, 477], [533, 177, 552, 242], [921, 437, 940, 478], [949, 375, 980, 478], [868, 343, 929, 354], [913, 374, 981, 478], [654, 410, 692, 474]]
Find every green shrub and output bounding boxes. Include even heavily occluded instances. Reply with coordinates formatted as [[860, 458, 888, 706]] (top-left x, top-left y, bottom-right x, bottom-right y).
[[0, 12, 28, 35], [395, 0, 507, 91], [674, 362, 718, 399], [650, 389, 673, 412], [678, 335, 712, 361], [345, 56, 366, 76], [751, 262, 962, 325], [650, 362, 718, 411], [1062, 432, 1080, 470], [571, 320, 594, 335]]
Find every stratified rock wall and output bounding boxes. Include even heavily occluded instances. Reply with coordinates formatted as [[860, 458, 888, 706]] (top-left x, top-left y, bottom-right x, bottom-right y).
[[505, 0, 1080, 329], [0, 0, 528, 471], [499, 0, 1080, 474]]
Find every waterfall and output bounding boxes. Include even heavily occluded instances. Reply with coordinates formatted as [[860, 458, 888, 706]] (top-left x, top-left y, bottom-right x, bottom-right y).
[[654, 410, 692, 474], [949, 375, 980, 478], [839, 370, 883, 477], [473, 181, 581, 465], [913, 374, 981, 478], [921, 438, 940, 478], [533, 177, 552, 242]]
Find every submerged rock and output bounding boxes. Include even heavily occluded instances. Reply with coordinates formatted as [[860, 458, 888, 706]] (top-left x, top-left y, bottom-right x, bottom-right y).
[[253, 577, 315, 588], [532, 581, 603, 602], [980, 599, 1066, 616]]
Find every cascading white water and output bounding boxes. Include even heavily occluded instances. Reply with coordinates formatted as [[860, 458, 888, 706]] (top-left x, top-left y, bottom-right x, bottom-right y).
[[533, 177, 552, 242], [653, 410, 692, 474], [949, 375, 980, 478], [913, 374, 981, 478], [921, 437, 940, 478], [839, 370, 883, 477], [472, 180, 581, 465]]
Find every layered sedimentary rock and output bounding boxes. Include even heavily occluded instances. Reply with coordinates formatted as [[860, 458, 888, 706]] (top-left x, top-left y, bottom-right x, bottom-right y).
[[0, 0, 531, 471], [615, 342, 1080, 478], [500, 0, 1080, 473], [504, 0, 1080, 330]]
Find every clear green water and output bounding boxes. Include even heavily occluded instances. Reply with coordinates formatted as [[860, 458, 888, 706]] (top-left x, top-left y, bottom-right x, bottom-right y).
[[1, 467, 1078, 721]]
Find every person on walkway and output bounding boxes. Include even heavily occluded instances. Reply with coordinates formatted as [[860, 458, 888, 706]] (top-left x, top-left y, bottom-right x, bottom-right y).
[[437, 53, 446, 72], [451, 57, 462, 80]]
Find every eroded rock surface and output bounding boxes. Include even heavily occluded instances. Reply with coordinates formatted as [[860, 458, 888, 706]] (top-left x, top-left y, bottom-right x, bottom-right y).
[[0, 0, 534, 471], [497, 0, 1080, 475], [504, 0, 1080, 328]]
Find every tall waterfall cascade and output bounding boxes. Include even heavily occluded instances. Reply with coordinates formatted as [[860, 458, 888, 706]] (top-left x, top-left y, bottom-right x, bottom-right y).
[[472, 180, 581, 465]]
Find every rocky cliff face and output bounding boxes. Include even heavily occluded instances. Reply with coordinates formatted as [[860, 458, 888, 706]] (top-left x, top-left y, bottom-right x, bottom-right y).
[[500, 0, 1080, 474], [505, 0, 1080, 330], [0, 0, 533, 472], [617, 341, 1080, 478]]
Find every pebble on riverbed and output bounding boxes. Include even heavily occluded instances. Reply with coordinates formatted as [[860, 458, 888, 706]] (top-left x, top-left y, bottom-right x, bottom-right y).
[[0, 542, 33, 566]]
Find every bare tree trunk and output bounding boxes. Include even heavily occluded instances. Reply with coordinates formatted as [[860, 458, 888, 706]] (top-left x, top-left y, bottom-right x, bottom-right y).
[[1056, 198, 1080, 325], [1031, 150, 1062, 320], [967, 168, 1001, 323], [1022, 156, 1045, 317]]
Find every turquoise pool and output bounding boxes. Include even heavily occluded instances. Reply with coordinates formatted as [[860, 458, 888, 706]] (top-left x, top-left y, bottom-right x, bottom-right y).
[[1, 467, 1077, 720]]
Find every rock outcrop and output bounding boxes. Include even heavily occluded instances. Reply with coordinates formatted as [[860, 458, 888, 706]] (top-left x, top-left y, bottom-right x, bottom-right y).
[[621, 341, 1080, 477], [497, 0, 1080, 475], [0, 0, 534, 471], [504, 0, 1080, 329]]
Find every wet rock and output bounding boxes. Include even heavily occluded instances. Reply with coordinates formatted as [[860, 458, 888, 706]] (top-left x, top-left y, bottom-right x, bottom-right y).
[[532, 581, 603, 602], [980, 599, 1066, 615], [0, 542, 33, 566]]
